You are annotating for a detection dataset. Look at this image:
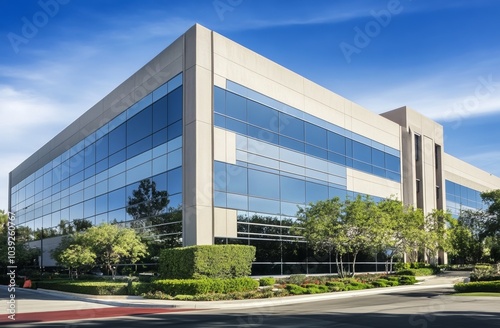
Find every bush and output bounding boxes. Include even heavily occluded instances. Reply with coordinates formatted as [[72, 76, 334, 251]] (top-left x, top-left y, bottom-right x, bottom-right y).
[[287, 274, 307, 285], [326, 281, 345, 291], [372, 279, 388, 287], [151, 277, 258, 296], [470, 264, 498, 281], [259, 277, 276, 286], [454, 281, 500, 293], [128, 282, 153, 295], [159, 245, 256, 279], [286, 284, 307, 295], [37, 281, 128, 295], [397, 275, 417, 285]]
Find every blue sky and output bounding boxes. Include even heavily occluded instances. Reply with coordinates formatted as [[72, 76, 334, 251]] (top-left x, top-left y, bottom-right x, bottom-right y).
[[1, 0, 500, 210]]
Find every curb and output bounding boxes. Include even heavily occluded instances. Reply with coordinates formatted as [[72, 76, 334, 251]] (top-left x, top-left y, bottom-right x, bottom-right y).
[[31, 282, 455, 310]]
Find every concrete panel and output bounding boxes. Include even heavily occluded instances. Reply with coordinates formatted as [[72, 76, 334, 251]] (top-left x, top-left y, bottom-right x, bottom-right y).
[[346, 168, 402, 199], [213, 74, 226, 88], [213, 127, 227, 162], [226, 130, 236, 164], [214, 207, 227, 237], [444, 153, 500, 191]]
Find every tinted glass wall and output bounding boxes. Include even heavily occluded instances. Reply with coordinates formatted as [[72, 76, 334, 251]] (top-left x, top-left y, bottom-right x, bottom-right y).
[[213, 81, 395, 275], [10, 74, 183, 242], [445, 180, 486, 217]]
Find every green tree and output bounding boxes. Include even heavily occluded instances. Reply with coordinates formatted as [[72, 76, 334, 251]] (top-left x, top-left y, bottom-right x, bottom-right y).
[[481, 190, 500, 237], [51, 235, 95, 279], [79, 223, 148, 278], [296, 197, 348, 276], [377, 198, 425, 269], [0, 210, 39, 269], [424, 209, 452, 264], [51, 223, 148, 278], [447, 217, 483, 264]]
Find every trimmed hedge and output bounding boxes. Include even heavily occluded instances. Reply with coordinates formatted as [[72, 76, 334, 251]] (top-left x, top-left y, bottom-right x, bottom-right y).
[[159, 245, 256, 279], [37, 281, 128, 295], [151, 277, 259, 296], [454, 281, 500, 293]]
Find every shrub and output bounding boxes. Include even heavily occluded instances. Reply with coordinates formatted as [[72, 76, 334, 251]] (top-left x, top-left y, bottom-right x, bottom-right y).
[[259, 277, 276, 287], [326, 281, 345, 291], [470, 264, 497, 282], [287, 274, 307, 285], [454, 281, 500, 293], [151, 277, 259, 296], [128, 282, 153, 295], [386, 280, 399, 286], [397, 275, 417, 285], [286, 284, 307, 295], [396, 269, 416, 276], [159, 245, 256, 279], [37, 281, 128, 295], [173, 294, 195, 301], [372, 279, 388, 287]]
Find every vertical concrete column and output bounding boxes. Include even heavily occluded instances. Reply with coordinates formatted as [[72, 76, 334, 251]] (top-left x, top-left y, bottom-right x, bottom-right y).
[[182, 24, 214, 246]]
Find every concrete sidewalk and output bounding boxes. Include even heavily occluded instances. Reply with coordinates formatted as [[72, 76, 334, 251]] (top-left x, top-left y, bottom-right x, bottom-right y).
[[22, 272, 467, 311]]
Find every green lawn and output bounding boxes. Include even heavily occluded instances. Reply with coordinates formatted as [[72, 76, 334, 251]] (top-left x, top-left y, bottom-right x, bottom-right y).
[[454, 292, 500, 297]]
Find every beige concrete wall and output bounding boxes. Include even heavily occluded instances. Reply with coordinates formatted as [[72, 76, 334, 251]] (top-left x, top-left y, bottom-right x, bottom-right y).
[[183, 24, 214, 246], [213, 207, 237, 238], [212, 32, 401, 151], [346, 168, 402, 200], [444, 153, 500, 192]]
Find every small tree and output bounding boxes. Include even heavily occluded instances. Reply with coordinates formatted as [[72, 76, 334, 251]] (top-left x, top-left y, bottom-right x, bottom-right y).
[[80, 223, 148, 278], [52, 235, 95, 279], [424, 209, 452, 264]]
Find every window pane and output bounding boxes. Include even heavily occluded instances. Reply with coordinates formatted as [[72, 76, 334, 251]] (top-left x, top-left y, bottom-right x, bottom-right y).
[[167, 119, 182, 141], [305, 122, 327, 149], [227, 164, 247, 195], [279, 113, 304, 141], [248, 169, 279, 199], [247, 101, 279, 132], [279, 135, 305, 153], [248, 197, 279, 214], [167, 167, 182, 195], [127, 105, 152, 146], [385, 154, 400, 173], [225, 91, 246, 121], [248, 126, 278, 145], [372, 148, 385, 167], [167, 86, 183, 123], [280, 176, 305, 203], [327, 132, 345, 155], [306, 182, 328, 204], [352, 141, 371, 163], [152, 96, 168, 132], [109, 123, 126, 155], [213, 87, 226, 114], [226, 117, 247, 135], [108, 187, 126, 211]]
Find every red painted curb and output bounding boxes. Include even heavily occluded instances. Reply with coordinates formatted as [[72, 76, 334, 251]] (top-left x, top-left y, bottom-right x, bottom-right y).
[[0, 307, 195, 325]]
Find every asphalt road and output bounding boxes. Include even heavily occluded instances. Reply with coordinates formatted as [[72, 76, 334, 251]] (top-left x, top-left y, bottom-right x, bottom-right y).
[[8, 286, 500, 328]]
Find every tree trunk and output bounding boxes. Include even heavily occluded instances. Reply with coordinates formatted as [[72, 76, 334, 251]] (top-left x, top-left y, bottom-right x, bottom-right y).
[[351, 252, 358, 277]]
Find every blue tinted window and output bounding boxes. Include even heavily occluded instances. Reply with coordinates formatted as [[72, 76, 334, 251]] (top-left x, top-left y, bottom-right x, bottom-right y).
[[327, 132, 345, 155], [108, 187, 125, 211], [167, 167, 182, 195], [227, 193, 248, 210], [226, 92, 246, 121], [84, 143, 96, 168], [214, 113, 226, 128], [306, 182, 328, 204], [247, 101, 279, 132], [306, 144, 328, 160], [305, 122, 327, 149], [280, 176, 305, 203], [213, 161, 227, 191], [328, 151, 346, 165], [248, 197, 279, 214], [227, 164, 247, 195], [248, 126, 278, 145], [248, 169, 279, 199], [127, 105, 152, 146], [279, 135, 305, 152], [95, 135, 108, 162], [353, 160, 372, 174], [109, 149, 126, 167], [152, 128, 168, 147], [214, 87, 226, 114], [152, 96, 168, 132], [352, 141, 371, 163], [167, 119, 182, 141], [372, 166, 385, 178], [127, 136, 152, 159], [279, 113, 304, 141], [167, 86, 183, 123], [346, 139, 353, 157], [226, 117, 247, 135], [109, 123, 126, 155], [372, 148, 385, 168], [385, 154, 400, 173]]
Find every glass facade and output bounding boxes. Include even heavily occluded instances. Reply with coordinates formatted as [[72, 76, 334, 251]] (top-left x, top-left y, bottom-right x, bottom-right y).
[[10, 74, 183, 242], [213, 81, 397, 275], [445, 180, 486, 217]]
